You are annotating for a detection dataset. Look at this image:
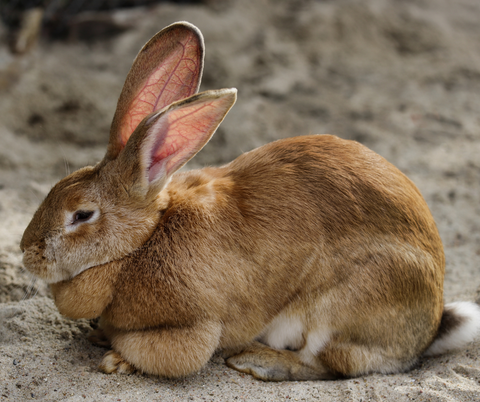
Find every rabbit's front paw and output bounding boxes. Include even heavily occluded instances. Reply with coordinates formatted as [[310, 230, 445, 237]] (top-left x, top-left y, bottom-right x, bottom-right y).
[[99, 350, 135, 374]]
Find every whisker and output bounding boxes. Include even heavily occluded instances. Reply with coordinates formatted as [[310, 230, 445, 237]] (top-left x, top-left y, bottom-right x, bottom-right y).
[[22, 274, 37, 301], [22, 280, 31, 300], [21, 278, 29, 300], [21, 283, 30, 301], [64, 157, 71, 176], [59, 144, 71, 177]]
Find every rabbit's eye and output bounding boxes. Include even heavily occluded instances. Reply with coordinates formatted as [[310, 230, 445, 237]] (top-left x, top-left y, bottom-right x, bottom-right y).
[[73, 210, 94, 224]]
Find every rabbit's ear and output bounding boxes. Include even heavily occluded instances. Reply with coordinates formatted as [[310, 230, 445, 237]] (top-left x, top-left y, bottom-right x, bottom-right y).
[[106, 22, 204, 161], [120, 88, 237, 196]]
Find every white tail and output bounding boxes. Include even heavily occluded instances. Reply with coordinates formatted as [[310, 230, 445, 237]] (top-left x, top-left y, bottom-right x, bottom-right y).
[[424, 301, 480, 356]]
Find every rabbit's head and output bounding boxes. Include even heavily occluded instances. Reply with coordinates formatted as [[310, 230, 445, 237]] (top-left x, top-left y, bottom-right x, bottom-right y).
[[20, 22, 237, 283]]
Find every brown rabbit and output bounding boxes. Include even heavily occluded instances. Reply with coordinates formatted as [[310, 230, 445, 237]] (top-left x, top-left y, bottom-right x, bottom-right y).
[[21, 21, 480, 381]]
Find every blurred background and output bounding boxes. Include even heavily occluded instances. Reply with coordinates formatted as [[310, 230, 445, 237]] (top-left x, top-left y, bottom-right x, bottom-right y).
[[0, 0, 479, 303]]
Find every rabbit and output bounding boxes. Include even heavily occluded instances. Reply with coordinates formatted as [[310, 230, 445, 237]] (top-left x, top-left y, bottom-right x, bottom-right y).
[[20, 21, 480, 381]]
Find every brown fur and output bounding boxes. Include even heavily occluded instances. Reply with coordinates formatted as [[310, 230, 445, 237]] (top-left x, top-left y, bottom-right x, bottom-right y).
[[21, 22, 448, 381], [46, 135, 444, 378]]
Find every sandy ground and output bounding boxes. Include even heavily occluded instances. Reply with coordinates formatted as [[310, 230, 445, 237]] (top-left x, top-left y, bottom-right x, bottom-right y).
[[1, 0, 480, 400]]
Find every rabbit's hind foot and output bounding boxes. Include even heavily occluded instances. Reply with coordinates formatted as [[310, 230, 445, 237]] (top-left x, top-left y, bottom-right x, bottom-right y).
[[225, 341, 338, 381], [99, 350, 136, 375]]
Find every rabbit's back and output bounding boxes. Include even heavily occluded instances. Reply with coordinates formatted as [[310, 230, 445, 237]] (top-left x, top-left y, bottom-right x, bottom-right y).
[[225, 134, 443, 267]]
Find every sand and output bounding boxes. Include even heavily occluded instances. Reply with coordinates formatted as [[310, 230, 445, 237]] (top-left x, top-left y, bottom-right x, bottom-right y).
[[1, 0, 479, 400]]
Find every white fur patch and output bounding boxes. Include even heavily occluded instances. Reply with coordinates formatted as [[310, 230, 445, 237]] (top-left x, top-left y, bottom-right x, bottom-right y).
[[260, 313, 304, 351], [424, 302, 480, 356]]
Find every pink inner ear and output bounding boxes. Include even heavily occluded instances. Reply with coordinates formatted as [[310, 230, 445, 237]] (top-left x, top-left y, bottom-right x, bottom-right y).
[[145, 94, 235, 182], [119, 34, 201, 148]]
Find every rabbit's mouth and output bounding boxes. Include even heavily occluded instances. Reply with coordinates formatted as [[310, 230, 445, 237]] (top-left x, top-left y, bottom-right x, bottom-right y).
[[21, 236, 81, 283], [22, 243, 63, 283], [21, 243, 98, 284]]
